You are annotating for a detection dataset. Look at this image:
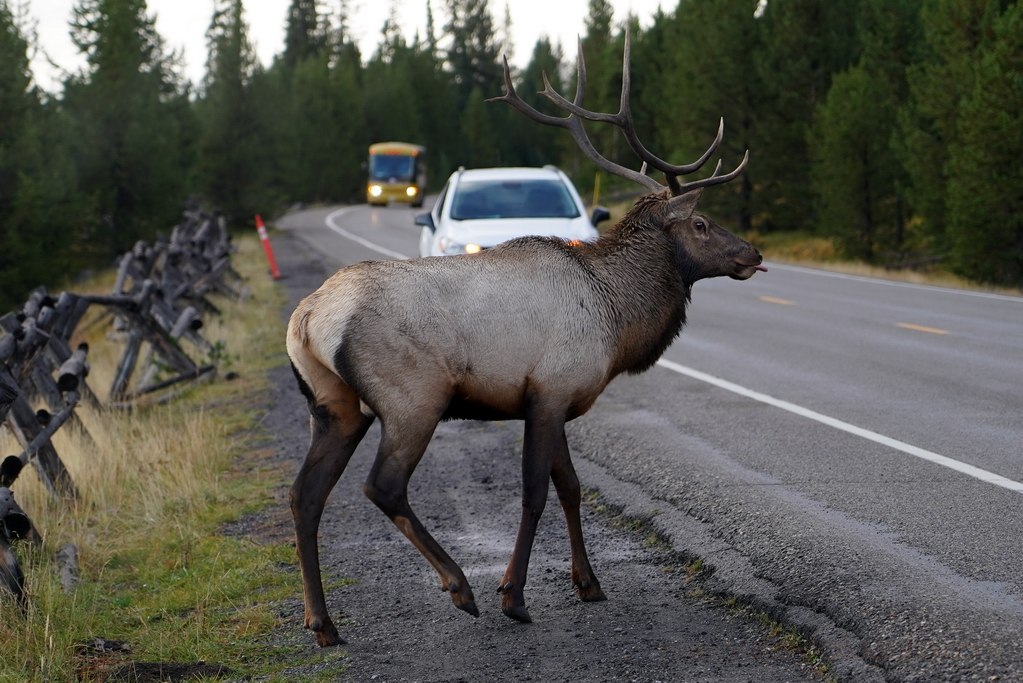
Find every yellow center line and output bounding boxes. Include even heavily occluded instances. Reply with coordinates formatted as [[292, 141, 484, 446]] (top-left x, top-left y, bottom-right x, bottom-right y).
[[897, 322, 949, 335], [759, 296, 795, 306]]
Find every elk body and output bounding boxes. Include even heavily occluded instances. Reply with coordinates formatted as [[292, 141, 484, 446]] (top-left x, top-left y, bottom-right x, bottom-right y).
[[286, 35, 765, 646]]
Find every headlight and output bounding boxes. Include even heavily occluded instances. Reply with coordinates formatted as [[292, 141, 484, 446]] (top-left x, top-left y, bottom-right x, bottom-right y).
[[369, 185, 383, 197], [406, 186, 418, 197], [438, 238, 483, 255]]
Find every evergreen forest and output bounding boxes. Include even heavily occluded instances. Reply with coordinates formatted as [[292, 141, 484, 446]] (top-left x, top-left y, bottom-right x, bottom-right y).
[[1, 0, 1021, 309]]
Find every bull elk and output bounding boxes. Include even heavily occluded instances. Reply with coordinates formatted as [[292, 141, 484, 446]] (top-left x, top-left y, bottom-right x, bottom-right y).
[[286, 34, 765, 646]]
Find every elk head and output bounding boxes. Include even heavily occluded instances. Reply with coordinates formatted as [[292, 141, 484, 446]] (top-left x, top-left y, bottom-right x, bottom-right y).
[[489, 33, 765, 284]]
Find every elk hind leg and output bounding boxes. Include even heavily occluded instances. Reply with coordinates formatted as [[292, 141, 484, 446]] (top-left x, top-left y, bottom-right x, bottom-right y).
[[291, 373, 374, 647], [550, 431, 606, 603], [363, 415, 479, 618]]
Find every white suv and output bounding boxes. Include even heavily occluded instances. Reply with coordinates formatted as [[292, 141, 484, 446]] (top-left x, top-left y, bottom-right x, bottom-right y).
[[416, 166, 607, 258]]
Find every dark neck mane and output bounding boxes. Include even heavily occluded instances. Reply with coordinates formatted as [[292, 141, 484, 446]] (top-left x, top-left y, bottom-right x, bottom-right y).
[[588, 193, 693, 376]]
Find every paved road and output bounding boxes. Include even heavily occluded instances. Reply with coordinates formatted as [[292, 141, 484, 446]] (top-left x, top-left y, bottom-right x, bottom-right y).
[[275, 201, 1023, 681]]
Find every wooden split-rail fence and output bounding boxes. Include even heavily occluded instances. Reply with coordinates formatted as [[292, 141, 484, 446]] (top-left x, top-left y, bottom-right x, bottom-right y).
[[0, 206, 249, 606]]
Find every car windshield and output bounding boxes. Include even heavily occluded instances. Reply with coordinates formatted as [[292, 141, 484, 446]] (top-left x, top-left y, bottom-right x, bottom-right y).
[[369, 154, 415, 182], [450, 179, 581, 220]]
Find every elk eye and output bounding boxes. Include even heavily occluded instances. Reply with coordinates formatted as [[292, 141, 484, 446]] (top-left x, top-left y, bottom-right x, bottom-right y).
[[694, 219, 707, 232]]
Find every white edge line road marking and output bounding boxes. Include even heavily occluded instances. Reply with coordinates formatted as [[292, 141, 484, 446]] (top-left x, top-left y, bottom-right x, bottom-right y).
[[321, 210, 1022, 494], [326, 206, 410, 261], [768, 262, 1023, 303], [655, 358, 1023, 495]]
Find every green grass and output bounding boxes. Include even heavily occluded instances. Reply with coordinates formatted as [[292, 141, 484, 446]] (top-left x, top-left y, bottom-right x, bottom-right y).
[[0, 235, 323, 681]]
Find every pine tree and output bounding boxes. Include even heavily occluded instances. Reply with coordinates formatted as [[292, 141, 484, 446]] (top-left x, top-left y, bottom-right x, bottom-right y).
[[198, 0, 262, 223], [245, 65, 294, 207], [629, 7, 682, 164], [63, 0, 191, 255], [811, 64, 899, 261], [363, 24, 423, 145], [497, 1, 513, 63], [945, 2, 1023, 285], [460, 85, 499, 167], [325, 23, 368, 200], [580, 0, 616, 114], [755, 0, 861, 233], [0, 2, 33, 221], [504, 36, 567, 168], [809, 0, 920, 263], [406, 29, 458, 183], [578, 0, 618, 169], [648, 0, 760, 232], [425, 0, 438, 56], [444, 0, 506, 165], [283, 0, 324, 71], [852, 0, 920, 253], [898, 0, 1009, 253], [444, 0, 501, 108], [0, 0, 73, 304]]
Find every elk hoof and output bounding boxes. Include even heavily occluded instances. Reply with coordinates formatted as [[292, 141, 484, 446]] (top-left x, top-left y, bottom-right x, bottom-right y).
[[576, 579, 607, 603], [307, 615, 343, 647], [456, 598, 480, 618], [499, 583, 532, 623], [502, 604, 533, 623], [447, 581, 480, 617]]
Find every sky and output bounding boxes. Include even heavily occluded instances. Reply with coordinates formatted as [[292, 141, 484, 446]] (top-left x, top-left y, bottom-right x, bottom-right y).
[[26, 0, 668, 93]]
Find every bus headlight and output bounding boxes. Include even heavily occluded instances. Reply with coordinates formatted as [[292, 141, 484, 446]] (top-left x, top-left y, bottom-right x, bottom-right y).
[[406, 186, 418, 197], [369, 185, 383, 197]]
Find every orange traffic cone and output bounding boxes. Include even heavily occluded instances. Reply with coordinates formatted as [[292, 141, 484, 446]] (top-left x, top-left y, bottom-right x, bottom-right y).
[[255, 214, 281, 280]]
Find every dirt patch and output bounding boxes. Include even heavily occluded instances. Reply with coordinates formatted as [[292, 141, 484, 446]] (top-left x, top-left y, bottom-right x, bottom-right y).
[[104, 662, 232, 682], [74, 638, 231, 682]]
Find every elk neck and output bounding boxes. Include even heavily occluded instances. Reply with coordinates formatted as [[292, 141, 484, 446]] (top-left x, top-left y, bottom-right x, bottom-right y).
[[587, 197, 693, 377]]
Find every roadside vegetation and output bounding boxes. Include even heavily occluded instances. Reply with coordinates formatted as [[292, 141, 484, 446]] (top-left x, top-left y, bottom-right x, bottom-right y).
[[0, 235, 313, 682], [602, 196, 1020, 297]]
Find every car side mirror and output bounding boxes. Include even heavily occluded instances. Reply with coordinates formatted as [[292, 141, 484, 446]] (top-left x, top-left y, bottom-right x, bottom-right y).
[[590, 206, 611, 227], [415, 212, 436, 232]]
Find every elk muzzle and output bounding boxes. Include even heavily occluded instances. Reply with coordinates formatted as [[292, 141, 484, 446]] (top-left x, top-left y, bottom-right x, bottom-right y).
[[730, 246, 767, 280]]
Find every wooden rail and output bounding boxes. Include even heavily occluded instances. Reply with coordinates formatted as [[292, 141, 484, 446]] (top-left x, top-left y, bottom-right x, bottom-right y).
[[0, 206, 249, 608]]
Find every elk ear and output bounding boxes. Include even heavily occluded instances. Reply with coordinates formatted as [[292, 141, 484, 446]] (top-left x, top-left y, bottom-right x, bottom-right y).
[[666, 188, 704, 221]]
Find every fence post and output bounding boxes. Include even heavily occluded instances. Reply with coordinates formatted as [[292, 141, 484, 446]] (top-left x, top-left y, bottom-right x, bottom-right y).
[[1, 367, 78, 500]]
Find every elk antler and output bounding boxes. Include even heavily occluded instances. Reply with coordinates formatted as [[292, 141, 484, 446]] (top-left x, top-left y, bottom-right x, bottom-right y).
[[489, 32, 748, 196]]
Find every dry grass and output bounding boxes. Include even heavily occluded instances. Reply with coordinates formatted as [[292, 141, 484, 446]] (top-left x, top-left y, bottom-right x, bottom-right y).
[[0, 235, 303, 681], [600, 197, 1020, 297], [755, 231, 1021, 296]]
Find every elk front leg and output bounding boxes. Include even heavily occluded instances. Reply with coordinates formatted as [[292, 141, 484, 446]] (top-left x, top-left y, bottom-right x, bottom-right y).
[[550, 431, 606, 603], [498, 409, 559, 623], [363, 418, 480, 618], [291, 402, 374, 647]]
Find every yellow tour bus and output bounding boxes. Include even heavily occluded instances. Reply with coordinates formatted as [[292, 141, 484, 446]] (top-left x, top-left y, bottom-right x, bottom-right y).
[[366, 141, 427, 207]]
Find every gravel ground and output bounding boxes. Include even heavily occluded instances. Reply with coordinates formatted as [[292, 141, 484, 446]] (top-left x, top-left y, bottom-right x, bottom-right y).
[[243, 230, 826, 682]]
